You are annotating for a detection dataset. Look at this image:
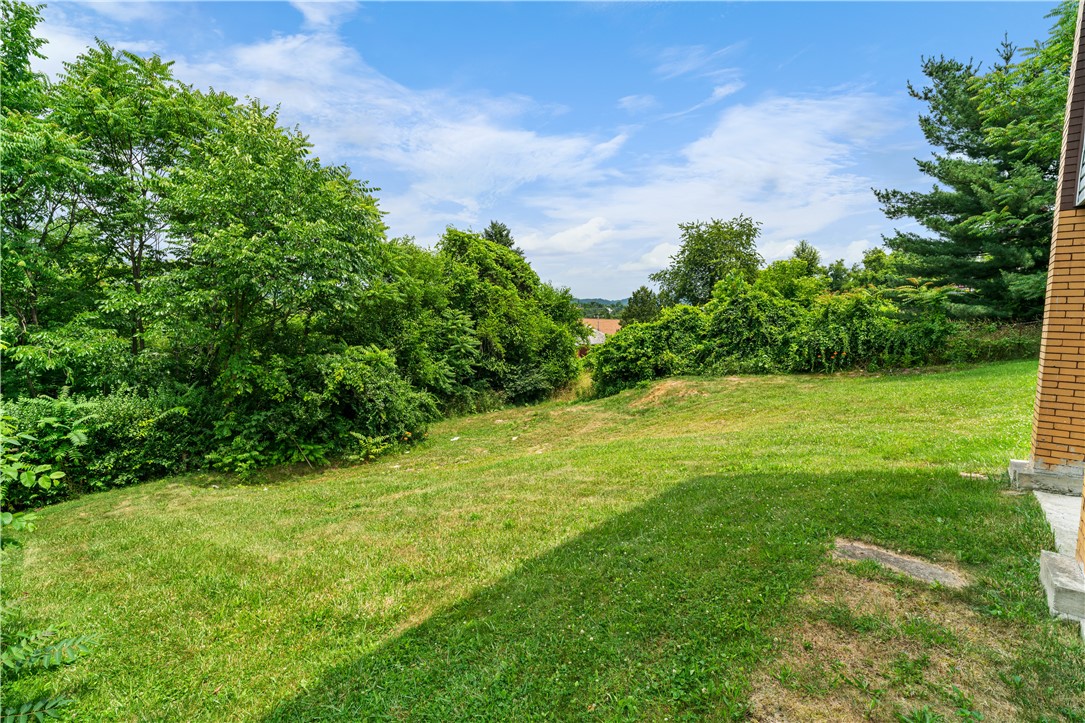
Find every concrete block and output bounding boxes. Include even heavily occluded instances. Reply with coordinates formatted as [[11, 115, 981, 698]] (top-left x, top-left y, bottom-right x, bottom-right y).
[[1039, 550, 1085, 621], [1009, 459, 1085, 495], [1034, 491, 1083, 556]]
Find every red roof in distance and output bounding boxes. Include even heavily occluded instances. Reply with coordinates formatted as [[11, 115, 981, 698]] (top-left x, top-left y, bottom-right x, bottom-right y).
[[582, 318, 621, 335]]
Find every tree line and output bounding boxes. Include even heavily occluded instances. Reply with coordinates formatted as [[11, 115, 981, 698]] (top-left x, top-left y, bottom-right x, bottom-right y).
[[616, 1, 1074, 327], [591, 1, 1074, 392], [1, 1, 585, 507]]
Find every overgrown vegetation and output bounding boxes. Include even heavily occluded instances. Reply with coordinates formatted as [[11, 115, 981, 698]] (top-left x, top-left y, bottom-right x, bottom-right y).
[[0, 1, 585, 505], [1, 419, 94, 720], [591, 2, 1072, 392], [589, 265, 1041, 396], [0, 1, 1079, 719], [2, 362, 1081, 720], [3, 0, 1067, 499]]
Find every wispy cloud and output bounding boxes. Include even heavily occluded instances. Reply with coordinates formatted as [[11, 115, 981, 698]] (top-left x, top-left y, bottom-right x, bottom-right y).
[[36, 5, 162, 78], [289, 1, 358, 30], [655, 42, 745, 81], [519, 91, 902, 290], [620, 243, 681, 273], [618, 94, 658, 113], [84, 2, 171, 24], [521, 217, 616, 255], [661, 80, 746, 119]]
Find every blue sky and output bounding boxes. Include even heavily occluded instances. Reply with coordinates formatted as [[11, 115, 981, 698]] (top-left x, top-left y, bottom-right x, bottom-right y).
[[38, 1, 1061, 298]]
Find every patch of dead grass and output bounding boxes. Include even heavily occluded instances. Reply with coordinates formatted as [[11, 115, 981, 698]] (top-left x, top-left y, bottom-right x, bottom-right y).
[[628, 379, 710, 409], [749, 561, 1020, 722]]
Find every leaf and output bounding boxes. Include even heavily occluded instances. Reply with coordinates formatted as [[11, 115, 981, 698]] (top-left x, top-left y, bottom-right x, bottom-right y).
[[2, 632, 96, 673], [0, 696, 71, 723]]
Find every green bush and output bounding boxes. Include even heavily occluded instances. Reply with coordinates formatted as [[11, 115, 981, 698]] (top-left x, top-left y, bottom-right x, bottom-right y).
[[940, 322, 1042, 363], [206, 346, 438, 475], [591, 276, 958, 396], [2, 390, 195, 509]]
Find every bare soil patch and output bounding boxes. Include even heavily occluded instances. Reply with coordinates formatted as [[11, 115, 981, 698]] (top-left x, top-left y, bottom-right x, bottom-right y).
[[629, 379, 709, 408], [749, 562, 1020, 722], [832, 538, 970, 589]]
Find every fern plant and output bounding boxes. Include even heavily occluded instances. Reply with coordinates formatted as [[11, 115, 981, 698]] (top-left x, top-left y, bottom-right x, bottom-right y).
[[1, 417, 94, 720]]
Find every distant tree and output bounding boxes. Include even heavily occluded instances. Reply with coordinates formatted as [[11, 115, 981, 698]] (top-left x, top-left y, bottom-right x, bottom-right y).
[[790, 240, 822, 273], [576, 299, 625, 318], [825, 259, 852, 292], [651, 215, 763, 306], [620, 286, 661, 326], [482, 220, 524, 257], [850, 248, 909, 289]]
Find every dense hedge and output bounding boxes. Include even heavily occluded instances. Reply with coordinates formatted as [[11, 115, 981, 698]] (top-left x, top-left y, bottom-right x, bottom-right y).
[[588, 275, 1038, 397]]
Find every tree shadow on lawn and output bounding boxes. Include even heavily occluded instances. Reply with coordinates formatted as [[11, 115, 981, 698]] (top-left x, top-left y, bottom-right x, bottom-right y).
[[262, 469, 1046, 722]]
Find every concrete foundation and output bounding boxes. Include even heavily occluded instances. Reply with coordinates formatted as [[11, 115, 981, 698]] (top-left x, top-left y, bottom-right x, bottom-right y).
[[1033, 490, 1085, 639], [1009, 459, 1085, 495], [1040, 551, 1085, 621]]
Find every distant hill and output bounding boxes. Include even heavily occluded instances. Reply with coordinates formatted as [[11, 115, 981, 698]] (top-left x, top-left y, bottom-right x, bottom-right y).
[[575, 298, 628, 306], [575, 297, 628, 319]]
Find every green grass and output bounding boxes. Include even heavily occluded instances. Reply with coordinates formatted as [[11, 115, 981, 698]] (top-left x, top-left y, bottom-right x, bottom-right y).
[[2, 360, 1083, 721]]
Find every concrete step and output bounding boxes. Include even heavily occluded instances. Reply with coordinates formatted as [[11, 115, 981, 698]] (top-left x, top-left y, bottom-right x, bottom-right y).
[[1040, 550, 1085, 621]]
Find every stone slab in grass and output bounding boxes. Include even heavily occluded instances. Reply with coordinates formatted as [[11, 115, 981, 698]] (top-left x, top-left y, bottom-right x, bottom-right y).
[[832, 538, 969, 589]]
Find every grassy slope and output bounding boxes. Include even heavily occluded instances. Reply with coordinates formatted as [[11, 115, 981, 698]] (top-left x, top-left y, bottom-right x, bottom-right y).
[[2, 361, 1083, 721]]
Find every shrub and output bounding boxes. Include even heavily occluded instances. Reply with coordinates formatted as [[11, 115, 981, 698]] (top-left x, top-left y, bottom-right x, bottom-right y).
[[940, 322, 1042, 363], [590, 275, 960, 396], [1, 390, 195, 509], [206, 346, 438, 475]]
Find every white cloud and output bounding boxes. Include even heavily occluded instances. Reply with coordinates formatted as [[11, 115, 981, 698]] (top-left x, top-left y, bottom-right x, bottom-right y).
[[844, 238, 873, 264], [520, 91, 901, 290], [619, 242, 680, 273], [85, 2, 170, 24], [618, 94, 658, 113], [521, 217, 616, 255], [27, 9, 905, 297], [166, 31, 626, 235], [663, 81, 746, 119], [35, 6, 162, 79], [289, 1, 359, 30]]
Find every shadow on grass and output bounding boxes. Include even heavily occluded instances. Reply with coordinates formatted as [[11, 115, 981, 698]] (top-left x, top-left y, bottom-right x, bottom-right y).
[[262, 469, 1046, 722]]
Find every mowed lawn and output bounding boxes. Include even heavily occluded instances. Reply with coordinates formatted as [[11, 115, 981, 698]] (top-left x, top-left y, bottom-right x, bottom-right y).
[[3, 360, 1084, 721]]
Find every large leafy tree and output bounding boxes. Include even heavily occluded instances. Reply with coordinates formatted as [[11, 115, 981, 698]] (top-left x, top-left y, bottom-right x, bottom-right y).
[[158, 100, 384, 389], [438, 228, 583, 402], [875, 1, 1076, 319], [52, 42, 224, 353], [651, 215, 763, 307], [0, 0, 94, 394], [0, 0, 589, 478]]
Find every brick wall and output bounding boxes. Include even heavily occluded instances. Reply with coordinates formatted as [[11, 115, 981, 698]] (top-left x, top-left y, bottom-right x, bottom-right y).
[[1036, 0, 1085, 566]]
